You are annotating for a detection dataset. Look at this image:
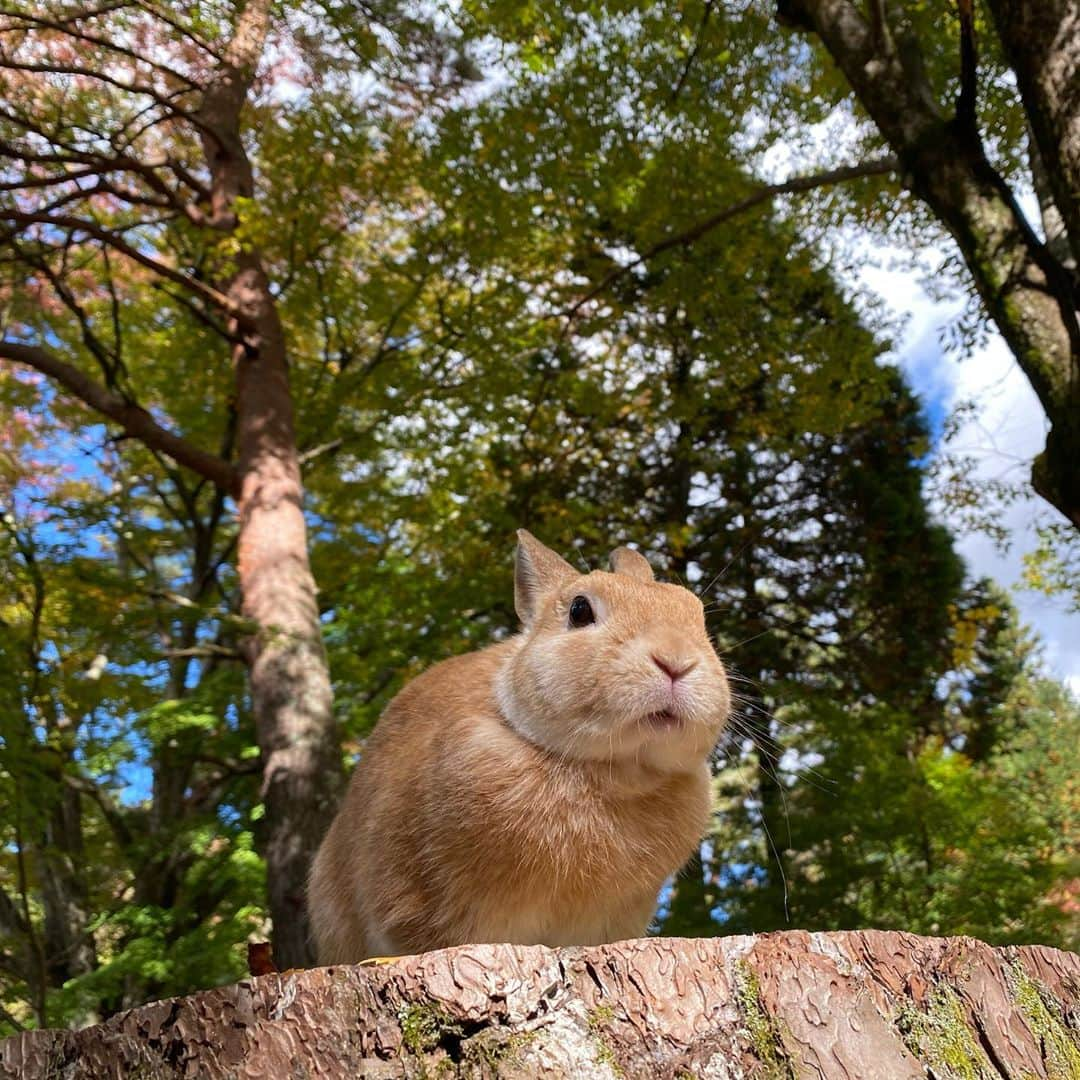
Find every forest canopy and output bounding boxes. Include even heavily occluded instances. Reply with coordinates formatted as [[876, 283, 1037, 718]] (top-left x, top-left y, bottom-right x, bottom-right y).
[[1, 0, 1077, 1034]]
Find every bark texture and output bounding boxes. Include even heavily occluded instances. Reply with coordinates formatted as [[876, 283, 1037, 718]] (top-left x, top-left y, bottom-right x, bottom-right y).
[[3, 931, 1079, 1079]]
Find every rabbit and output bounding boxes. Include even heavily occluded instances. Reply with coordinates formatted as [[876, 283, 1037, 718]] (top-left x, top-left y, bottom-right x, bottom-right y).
[[307, 530, 731, 963]]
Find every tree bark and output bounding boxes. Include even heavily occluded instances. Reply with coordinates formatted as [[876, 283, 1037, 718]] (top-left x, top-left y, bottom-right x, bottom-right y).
[[230, 253, 344, 969], [37, 778, 96, 990], [3, 932, 1078, 1078], [776, 0, 1080, 531]]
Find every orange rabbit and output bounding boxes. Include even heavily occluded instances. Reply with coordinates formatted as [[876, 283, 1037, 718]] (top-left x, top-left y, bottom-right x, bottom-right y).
[[308, 530, 731, 962]]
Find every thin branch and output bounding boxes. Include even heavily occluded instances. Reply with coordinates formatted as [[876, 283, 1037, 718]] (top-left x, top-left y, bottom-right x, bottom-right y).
[[129, 0, 226, 62], [0, 131, 209, 206], [0, 208, 241, 317], [17, 0, 129, 28], [867, 0, 893, 56], [102, 244, 124, 373], [190, 752, 261, 774], [163, 158, 210, 202], [142, 453, 194, 532], [61, 773, 135, 849], [298, 438, 344, 467], [19, 243, 119, 386], [94, 178, 174, 213], [361, 667, 397, 706], [0, 167, 99, 193], [0, 8, 199, 88], [0, 59, 216, 142], [149, 280, 238, 343], [0, 999, 27, 1032], [162, 644, 243, 660], [955, 0, 977, 132], [0, 341, 240, 494], [147, 588, 253, 630], [671, 0, 715, 104], [564, 155, 899, 317]]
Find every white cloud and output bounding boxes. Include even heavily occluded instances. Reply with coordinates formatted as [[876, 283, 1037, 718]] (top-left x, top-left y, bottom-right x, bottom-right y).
[[852, 244, 1080, 688]]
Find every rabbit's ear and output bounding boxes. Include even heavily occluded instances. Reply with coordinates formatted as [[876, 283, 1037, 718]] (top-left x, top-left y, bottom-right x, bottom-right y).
[[515, 530, 577, 625], [609, 546, 654, 582]]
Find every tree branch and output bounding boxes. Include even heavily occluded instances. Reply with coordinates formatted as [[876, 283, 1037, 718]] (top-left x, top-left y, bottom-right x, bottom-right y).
[[566, 155, 899, 316], [0, 209, 240, 317], [777, 0, 1080, 529], [162, 644, 243, 660], [130, 0, 226, 62], [0, 130, 209, 207], [18, 242, 120, 387], [956, 0, 978, 133], [0, 7, 200, 89], [60, 773, 135, 850], [0, 341, 240, 495], [670, 0, 715, 105], [0, 59, 215, 142], [149, 280, 238, 343], [984, 0, 1080, 271], [298, 437, 344, 468]]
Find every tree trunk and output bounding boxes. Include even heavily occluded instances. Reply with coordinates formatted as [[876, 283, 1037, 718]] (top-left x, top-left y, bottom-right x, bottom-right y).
[[3, 932, 1078, 1078], [37, 780, 95, 990], [230, 254, 344, 968], [0, 0, 346, 969], [196, 0, 345, 967]]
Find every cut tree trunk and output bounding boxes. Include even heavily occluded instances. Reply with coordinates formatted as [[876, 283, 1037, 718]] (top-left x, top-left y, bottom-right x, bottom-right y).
[[3, 931, 1079, 1078]]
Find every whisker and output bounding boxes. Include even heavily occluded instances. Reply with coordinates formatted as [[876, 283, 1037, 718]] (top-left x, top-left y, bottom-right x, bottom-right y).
[[696, 538, 755, 600], [719, 627, 776, 653]]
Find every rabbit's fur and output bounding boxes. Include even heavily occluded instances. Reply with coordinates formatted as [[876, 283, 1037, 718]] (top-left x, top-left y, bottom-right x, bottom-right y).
[[308, 530, 730, 962]]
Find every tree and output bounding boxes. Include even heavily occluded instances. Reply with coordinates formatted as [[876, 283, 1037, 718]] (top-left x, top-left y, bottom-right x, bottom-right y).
[[684, 582, 1080, 949], [0, 404, 267, 1028], [0, 0, 473, 968], [770, 0, 1080, 530], [0, 0, 343, 967], [463, 0, 1078, 529], [4, 933, 1080, 1078]]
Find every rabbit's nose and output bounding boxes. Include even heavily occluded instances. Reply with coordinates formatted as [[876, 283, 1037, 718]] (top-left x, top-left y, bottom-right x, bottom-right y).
[[652, 655, 696, 682]]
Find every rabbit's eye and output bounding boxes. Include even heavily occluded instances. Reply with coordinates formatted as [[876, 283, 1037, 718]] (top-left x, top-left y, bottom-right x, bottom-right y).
[[568, 595, 595, 628]]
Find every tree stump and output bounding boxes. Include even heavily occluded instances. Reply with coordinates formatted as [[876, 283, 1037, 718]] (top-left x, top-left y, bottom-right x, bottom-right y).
[[3, 930, 1079, 1078]]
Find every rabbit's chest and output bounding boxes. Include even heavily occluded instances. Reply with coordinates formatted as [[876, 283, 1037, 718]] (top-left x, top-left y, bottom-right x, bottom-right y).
[[461, 774, 708, 946], [485, 767, 706, 894], [551, 774, 705, 878], [436, 727, 711, 945]]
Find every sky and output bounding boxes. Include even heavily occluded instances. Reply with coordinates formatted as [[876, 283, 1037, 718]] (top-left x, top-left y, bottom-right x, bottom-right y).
[[855, 246, 1080, 693]]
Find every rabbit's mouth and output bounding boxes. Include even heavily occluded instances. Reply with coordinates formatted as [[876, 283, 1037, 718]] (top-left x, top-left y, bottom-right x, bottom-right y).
[[642, 709, 681, 729]]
